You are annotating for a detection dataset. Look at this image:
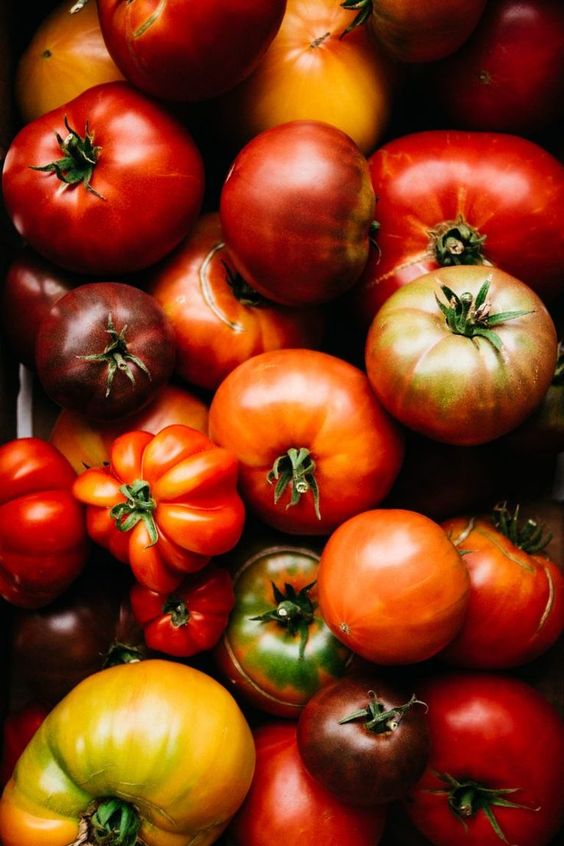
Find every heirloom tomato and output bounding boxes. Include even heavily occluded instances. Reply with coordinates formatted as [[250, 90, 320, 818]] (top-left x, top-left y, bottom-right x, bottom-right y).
[[0, 660, 255, 846], [440, 503, 564, 668], [228, 722, 387, 846], [35, 282, 176, 421], [146, 213, 324, 391], [0, 438, 87, 608], [208, 349, 404, 535], [406, 673, 564, 846], [365, 266, 558, 445], [214, 534, 352, 717], [72, 425, 245, 592], [0, 703, 48, 788], [2, 81, 204, 275], [351, 129, 564, 321], [317, 509, 470, 665]]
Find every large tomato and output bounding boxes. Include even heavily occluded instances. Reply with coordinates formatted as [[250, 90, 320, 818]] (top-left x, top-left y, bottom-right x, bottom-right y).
[[317, 508, 470, 665], [350, 129, 564, 321], [365, 266, 558, 445], [2, 81, 205, 275], [228, 722, 387, 846], [97, 0, 286, 102], [406, 673, 564, 846], [146, 213, 324, 391], [218, 0, 393, 155], [208, 349, 404, 535], [0, 660, 255, 846]]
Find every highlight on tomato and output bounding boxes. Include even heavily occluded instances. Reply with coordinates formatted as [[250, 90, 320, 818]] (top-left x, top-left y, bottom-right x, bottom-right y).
[[0, 660, 256, 846]]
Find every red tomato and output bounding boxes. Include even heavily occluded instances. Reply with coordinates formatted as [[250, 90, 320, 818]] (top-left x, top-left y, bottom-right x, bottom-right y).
[[219, 120, 376, 306], [0, 704, 49, 788], [228, 722, 387, 846], [406, 673, 564, 846], [2, 81, 204, 275], [350, 129, 564, 322], [97, 0, 286, 101], [317, 509, 470, 665], [0, 438, 88, 608], [146, 213, 324, 391], [208, 349, 404, 535]]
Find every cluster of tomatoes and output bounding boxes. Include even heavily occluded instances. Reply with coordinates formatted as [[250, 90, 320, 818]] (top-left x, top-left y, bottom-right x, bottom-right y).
[[0, 1, 563, 845]]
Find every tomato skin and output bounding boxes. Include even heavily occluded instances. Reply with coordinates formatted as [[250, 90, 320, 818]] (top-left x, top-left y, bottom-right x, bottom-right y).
[[228, 722, 387, 846], [0, 704, 49, 788], [2, 81, 205, 275], [406, 673, 564, 846], [208, 349, 404, 535], [365, 266, 558, 446], [0, 438, 88, 609], [219, 120, 376, 306], [0, 660, 256, 846], [317, 509, 470, 665], [146, 213, 325, 391]]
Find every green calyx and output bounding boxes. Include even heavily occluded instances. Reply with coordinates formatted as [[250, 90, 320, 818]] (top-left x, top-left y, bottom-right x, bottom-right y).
[[491, 502, 552, 554], [77, 313, 151, 398], [163, 595, 190, 627], [103, 643, 144, 669], [267, 447, 321, 519], [338, 691, 427, 734], [75, 798, 142, 846], [431, 216, 487, 267], [222, 259, 268, 307], [31, 116, 104, 198], [110, 479, 158, 546], [339, 0, 372, 37], [435, 276, 532, 352], [250, 581, 316, 659]]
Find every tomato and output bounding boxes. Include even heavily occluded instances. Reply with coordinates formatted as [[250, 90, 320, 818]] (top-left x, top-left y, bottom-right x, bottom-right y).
[[365, 266, 558, 445], [0, 703, 49, 788], [97, 0, 286, 102], [146, 213, 325, 391], [427, 0, 564, 135], [208, 349, 404, 535], [218, 0, 393, 155], [350, 129, 564, 321], [72, 424, 246, 592], [130, 565, 235, 659], [50, 384, 209, 474], [0, 437, 88, 609], [214, 533, 353, 717], [296, 672, 430, 805], [440, 503, 564, 668], [0, 660, 255, 846], [317, 509, 470, 665], [406, 673, 564, 846], [15, 0, 123, 124], [228, 722, 387, 846], [35, 282, 176, 421], [2, 81, 205, 275], [219, 121, 376, 307]]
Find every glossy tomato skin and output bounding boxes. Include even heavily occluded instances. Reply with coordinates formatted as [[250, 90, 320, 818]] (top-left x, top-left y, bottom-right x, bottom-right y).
[[351, 130, 564, 321], [365, 266, 558, 446], [2, 81, 205, 275], [440, 512, 564, 668], [97, 0, 286, 102], [0, 660, 256, 846], [228, 722, 387, 846], [317, 509, 470, 665], [146, 213, 325, 391], [35, 282, 176, 421], [214, 536, 352, 717], [0, 438, 88, 609], [406, 673, 564, 846], [208, 349, 404, 535], [219, 121, 376, 306], [296, 672, 430, 805]]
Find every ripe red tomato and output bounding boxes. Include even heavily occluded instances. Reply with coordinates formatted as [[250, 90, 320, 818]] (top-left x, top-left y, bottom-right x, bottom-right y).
[[219, 120, 376, 306], [228, 722, 387, 846], [0, 703, 49, 788], [97, 0, 286, 101], [317, 509, 470, 665], [208, 349, 404, 535], [406, 673, 564, 846], [2, 81, 205, 275]]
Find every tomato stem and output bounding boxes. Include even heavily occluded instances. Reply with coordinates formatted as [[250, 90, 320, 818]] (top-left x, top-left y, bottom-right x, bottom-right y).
[[339, 0, 372, 37], [30, 116, 104, 198], [250, 580, 316, 658], [103, 643, 144, 668], [110, 479, 158, 546], [77, 313, 151, 398], [75, 797, 142, 846], [430, 215, 487, 267], [163, 595, 190, 627], [338, 691, 427, 734], [491, 502, 552, 554], [267, 447, 321, 519]]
